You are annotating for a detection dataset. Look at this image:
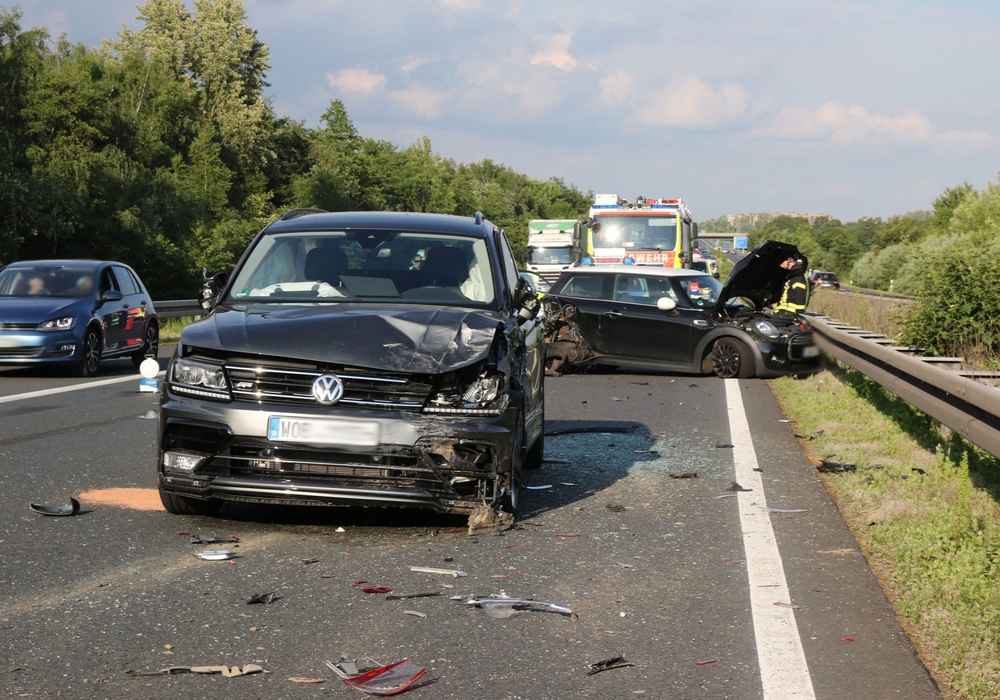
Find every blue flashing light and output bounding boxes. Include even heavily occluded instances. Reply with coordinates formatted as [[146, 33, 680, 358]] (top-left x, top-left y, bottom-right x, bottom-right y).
[[581, 257, 593, 266], [591, 204, 621, 210], [623, 257, 635, 265]]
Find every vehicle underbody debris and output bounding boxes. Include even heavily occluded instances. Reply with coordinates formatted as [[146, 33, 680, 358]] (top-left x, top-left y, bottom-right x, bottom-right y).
[[466, 503, 514, 536], [458, 594, 575, 619]]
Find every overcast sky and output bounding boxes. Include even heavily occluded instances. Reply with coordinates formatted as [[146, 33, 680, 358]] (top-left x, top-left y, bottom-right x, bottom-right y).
[[20, 0, 1000, 222]]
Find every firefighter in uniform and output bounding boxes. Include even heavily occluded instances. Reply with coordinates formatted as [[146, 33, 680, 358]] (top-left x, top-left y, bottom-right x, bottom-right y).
[[773, 256, 808, 316]]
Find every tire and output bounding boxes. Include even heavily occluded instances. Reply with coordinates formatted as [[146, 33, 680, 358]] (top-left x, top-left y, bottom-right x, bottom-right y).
[[159, 486, 221, 516], [711, 337, 756, 379], [132, 321, 159, 369], [71, 327, 102, 377]]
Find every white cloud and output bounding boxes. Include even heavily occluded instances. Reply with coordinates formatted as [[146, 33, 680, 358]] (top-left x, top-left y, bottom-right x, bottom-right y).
[[390, 87, 451, 119], [600, 70, 637, 109], [530, 32, 578, 71], [933, 129, 999, 156], [633, 77, 749, 128], [756, 102, 931, 144], [400, 56, 428, 74], [325, 68, 386, 94]]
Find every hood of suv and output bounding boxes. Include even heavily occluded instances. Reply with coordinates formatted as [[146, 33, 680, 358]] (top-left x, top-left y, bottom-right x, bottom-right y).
[[181, 303, 502, 374], [717, 240, 807, 312]]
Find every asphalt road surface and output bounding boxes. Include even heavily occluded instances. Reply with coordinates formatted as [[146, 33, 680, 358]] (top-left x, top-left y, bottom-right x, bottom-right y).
[[0, 352, 941, 699]]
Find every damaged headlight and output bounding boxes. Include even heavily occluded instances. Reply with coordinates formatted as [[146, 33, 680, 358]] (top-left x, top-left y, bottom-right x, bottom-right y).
[[169, 357, 231, 400], [425, 372, 509, 415], [753, 319, 781, 340]]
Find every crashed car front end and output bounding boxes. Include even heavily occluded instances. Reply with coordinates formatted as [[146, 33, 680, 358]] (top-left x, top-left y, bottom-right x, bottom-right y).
[[158, 340, 521, 515], [716, 308, 822, 377]]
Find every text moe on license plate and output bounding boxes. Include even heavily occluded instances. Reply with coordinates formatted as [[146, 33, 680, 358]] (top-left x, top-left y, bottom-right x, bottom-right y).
[[268, 416, 380, 446]]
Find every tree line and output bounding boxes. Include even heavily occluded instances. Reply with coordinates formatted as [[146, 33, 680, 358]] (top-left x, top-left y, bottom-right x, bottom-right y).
[[0, 2, 590, 299]]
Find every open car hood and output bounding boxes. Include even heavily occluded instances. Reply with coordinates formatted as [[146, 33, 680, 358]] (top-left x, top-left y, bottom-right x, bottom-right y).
[[716, 240, 808, 312], [181, 303, 502, 375]]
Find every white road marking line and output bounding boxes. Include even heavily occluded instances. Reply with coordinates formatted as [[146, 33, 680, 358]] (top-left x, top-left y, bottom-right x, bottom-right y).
[[0, 371, 163, 405], [726, 378, 816, 700]]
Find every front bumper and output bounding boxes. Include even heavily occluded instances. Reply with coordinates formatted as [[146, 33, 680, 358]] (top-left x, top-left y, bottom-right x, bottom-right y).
[[0, 330, 80, 365], [157, 391, 520, 515], [755, 332, 823, 377]]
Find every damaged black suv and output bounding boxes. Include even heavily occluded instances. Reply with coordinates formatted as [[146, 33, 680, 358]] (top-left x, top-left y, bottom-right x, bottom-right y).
[[542, 240, 822, 378], [157, 210, 544, 517]]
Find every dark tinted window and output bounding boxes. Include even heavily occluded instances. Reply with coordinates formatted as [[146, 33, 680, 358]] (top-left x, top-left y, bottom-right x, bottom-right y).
[[113, 266, 139, 295], [558, 274, 605, 299], [99, 268, 119, 295]]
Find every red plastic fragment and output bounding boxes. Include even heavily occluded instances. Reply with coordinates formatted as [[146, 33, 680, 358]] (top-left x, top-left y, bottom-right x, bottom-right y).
[[361, 586, 392, 594], [178, 531, 191, 536], [342, 657, 426, 696], [230, 536, 240, 541], [696, 659, 717, 665], [811, 589, 822, 592], [352, 580, 370, 587], [841, 637, 854, 642]]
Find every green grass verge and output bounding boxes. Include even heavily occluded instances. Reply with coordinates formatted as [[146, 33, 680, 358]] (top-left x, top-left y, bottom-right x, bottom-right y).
[[770, 367, 1000, 699], [159, 316, 196, 344]]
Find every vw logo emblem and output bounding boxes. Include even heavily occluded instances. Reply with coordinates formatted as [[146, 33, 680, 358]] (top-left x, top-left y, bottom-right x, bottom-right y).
[[311, 374, 344, 405]]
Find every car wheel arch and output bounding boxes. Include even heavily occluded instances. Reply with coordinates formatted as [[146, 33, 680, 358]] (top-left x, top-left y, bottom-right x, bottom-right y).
[[695, 329, 764, 374]]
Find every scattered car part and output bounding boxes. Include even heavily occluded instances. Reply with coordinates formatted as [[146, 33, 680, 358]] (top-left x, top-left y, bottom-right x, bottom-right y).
[[726, 482, 752, 492], [341, 657, 427, 696], [190, 534, 239, 544], [361, 586, 392, 594], [817, 459, 857, 473], [385, 591, 442, 601], [604, 503, 626, 512], [586, 656, 635, 676], [194, 550, 237, 560], [409, 566, 467, 578], [126, 664, 266, 677], [139, 410, 157, 420], [289, 677, 325, 683], [403, 610, 427, 618], [246, 592, 275, 605], [461, 595, 574, 619], [466, 503, 514, 536], [29, 497, 80, 516], [524, 484, 552, 490]]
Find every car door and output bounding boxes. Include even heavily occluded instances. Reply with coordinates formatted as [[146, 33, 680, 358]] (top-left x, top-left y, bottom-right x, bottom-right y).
[[598, 274, 697, 364], [96, 266, 128, 352], [550, 273, 615, 354], [112, 265, 146, 352]]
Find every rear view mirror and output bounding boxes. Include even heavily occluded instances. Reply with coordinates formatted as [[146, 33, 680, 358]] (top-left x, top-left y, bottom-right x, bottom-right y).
[[514, 276, 541, 323], [656, 297, 677, 312], [199, 272, 229, 311]]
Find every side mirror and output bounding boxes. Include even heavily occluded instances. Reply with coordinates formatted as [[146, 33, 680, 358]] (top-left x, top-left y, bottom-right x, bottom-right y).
[[514, 277, 541, 323], [199, 272, 229, 311], [656, 297, 677, 312], [101, 289, 124, 303]]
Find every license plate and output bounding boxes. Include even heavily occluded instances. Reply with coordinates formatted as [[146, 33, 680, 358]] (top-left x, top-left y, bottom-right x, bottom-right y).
[[0, 335, 28, 348], [802, 345, 821, 358], [267, 416, 380, 446]]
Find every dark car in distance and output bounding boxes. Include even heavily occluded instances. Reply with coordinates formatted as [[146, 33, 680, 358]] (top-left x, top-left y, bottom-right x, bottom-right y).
[[809, 270, 840, 290], [158, 210, 544, 518], [0, 260, 159, 376], [542, 240, 822, 378]]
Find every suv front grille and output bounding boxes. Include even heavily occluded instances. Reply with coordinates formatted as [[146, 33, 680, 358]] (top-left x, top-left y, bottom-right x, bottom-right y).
[[223, 361, 433, 411]]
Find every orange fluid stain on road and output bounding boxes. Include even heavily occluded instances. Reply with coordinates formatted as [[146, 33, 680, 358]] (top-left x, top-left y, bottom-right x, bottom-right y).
[[78, 487, 164, 511]]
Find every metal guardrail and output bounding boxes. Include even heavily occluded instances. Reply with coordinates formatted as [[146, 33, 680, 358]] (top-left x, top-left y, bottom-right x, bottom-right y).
[[808, 314, 1000, 458], [154, 299, 202, 319]]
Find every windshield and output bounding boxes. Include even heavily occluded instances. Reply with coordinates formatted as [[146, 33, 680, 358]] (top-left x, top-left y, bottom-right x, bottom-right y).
[[0, 265, 96, 298], [592, 215, 677, 250], [528, 246, 574, 265], [227, 230, 496, 307], [680, 275, 724, 309]]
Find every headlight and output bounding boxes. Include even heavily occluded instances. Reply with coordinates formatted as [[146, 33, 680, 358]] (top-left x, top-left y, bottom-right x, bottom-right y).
[[425, 373, 509, 415], [37, 316, 76, 331], [753, 319, 781, 339], [170, 358, 230, 400]]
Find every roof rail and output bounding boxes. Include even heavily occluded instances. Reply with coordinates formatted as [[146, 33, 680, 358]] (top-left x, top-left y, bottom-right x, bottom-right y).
[[280, 208, 328, 221], [474, 211, 483, 225]]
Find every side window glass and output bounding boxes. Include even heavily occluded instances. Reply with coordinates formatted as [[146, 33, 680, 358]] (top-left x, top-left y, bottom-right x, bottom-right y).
[[613, 275, 652, 304], [113, 266, 138, 295], [498, 231, 519, 302], [98, 269, 118, 296], [560, 274, 604, 299], [127, 269, 145, 295]]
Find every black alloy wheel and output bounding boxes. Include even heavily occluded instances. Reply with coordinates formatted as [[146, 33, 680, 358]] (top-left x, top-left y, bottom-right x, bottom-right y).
[[711, 337, 755, 379], [72, 327, 102, 377]]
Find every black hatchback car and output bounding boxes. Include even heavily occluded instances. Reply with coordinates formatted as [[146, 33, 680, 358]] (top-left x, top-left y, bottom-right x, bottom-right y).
[[158, 210, 544, 518], [542, 241, 822, 378], [0, 260, 158, 376]]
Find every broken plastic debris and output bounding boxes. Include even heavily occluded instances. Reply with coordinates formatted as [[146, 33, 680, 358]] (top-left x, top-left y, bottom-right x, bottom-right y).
[[409, 567, 467, 577], [361, 586, 392, 594], [352, 580, 369, 587], [462, 595, 574, 619], [841, 637, 855, 642], [301, 557, 320, 565], [668, 472, 698, 479], [403, 610, 426, 618], [335, 527, 346, 532], [764, 508, 808, 513], [342, 657, 428, 696], [695, 659, 717, 665], [817, 459, 857, 473], [139, 410, 158, 419], [773, 601, 800, 609], [289, 677, 324, 683], [247, 592, 275, 605], [126, 664, 267, 677], [559, 482, 580, 486], [467, 503, 514, 536], [524, 484, 552, 490], [190, 534, 239, 544], [611, 396, 623, 401], [779, 419, 794, 423], [726, 482, 752, 492], [586, 656, 635, 676], [604, 503, 626, 512], [29, 497, 80, 517], [715, 443, 734, 448], [194, 550, 237, 561], [385, 591, 442, 601]]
